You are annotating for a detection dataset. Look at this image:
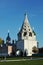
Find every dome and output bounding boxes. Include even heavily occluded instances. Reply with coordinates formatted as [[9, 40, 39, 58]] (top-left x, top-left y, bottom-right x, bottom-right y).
[[6, 32, 11, 42]]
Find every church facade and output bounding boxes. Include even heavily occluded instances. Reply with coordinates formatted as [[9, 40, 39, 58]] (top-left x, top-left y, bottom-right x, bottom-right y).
[[0, 13, 38, 57], [0, 32, 16, 57], [16, 13, 38, 56]]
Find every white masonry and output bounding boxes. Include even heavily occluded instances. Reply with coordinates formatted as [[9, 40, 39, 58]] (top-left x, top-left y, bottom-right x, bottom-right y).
[[16, 13, 38, 56]]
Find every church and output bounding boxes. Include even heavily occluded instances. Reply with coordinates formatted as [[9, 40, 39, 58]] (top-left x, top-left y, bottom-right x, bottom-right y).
[[0, 31, 16, 57], [0, 13, 38, 57], [16, 13, 38, 56]]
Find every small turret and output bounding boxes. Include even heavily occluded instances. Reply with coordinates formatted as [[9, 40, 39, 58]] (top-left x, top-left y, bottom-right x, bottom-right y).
[[6, 30, 11, 44]]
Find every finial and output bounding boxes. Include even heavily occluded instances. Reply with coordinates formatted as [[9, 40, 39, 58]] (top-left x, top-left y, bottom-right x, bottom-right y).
[[8, 29, 10, 33], [24, 12, 27, 19], [24, 12, 29, 24]]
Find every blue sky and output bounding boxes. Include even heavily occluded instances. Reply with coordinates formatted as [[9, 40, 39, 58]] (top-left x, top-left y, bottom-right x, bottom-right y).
[[0, 0, 43, 47]]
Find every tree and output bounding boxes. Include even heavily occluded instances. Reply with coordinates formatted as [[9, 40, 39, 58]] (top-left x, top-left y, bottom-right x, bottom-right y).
[[32, 46, 38, 54], [0, 38, 2, 45]]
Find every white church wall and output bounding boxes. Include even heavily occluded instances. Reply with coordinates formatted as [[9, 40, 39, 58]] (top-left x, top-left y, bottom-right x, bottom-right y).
[[24, 40, 37, 56], [16, 13, 38, 56]]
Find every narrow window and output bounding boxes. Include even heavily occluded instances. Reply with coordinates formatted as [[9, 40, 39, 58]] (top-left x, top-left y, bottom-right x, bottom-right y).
[[29, 32, 32, 37], [23, 32, 27, 36]]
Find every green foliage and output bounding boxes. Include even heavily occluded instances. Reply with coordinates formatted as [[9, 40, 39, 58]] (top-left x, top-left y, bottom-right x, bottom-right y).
[[0, 38, 2, 45], [0, 60, 43, 65], [32, 46, 38, 53]]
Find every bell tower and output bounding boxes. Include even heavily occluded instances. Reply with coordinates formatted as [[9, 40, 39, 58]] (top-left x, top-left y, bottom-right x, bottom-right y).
[[17, 13, 38, 56], [18, 13, 36, 41]]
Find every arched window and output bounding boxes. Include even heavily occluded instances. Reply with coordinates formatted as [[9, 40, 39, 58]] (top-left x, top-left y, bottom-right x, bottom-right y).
[[29, 32, 32, 37], [23, 32, 27, 36]]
